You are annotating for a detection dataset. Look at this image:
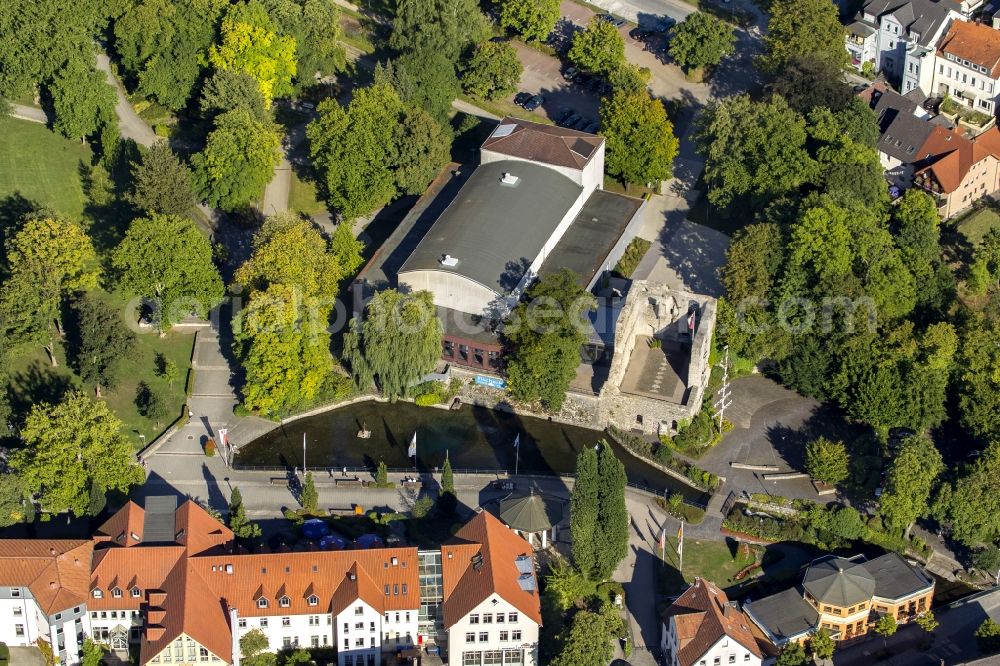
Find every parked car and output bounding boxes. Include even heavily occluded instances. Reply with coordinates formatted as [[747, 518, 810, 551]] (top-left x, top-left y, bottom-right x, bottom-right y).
[[513, 91, 532, 107], [583, 122, 600, 133], [656, 16, 676, 32], [561, 114, 582, 128], [571, 116, 590, 130], [598, 13, 626, 26], [523, 95, 544, 111], [563, 66, 579, 81], [629, 27, 652, 40], [556, 109, 575, 124]]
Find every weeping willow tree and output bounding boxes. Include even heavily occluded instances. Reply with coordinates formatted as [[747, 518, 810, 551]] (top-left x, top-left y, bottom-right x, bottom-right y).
[[343, 289, 442, 400]]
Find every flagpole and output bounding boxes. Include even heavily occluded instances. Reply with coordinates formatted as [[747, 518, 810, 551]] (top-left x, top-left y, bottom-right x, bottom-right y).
[[302, 432, 307, 475], [679, 520, 684, 575]]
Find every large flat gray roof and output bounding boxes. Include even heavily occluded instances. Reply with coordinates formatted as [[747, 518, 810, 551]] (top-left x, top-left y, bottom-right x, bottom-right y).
[[863, 553, 934, 601], [537, 190, 643, 287], [398, 160, 583, 294], [744, 587, 818, 642]]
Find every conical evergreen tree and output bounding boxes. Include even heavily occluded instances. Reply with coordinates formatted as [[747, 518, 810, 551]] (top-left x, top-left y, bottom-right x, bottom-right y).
[[441, 451, 454, 495], [594, 442, 629, 579], [570, 446, 599, 576], [301, 472, 319, 514], [228, 486, 261, 539]]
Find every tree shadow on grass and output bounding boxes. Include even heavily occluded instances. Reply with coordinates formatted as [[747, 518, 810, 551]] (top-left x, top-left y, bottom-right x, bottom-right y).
[[7, 360, 75, 429]]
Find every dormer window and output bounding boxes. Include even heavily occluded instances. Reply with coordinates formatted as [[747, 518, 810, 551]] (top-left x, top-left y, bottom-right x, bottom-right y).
[[307, 595, 319, 606], [131, 588, 141, 598], [112, 588, 122, 598], [279, 596, 290, 608], [93, 590, 103, 599], [258, 598, 268, 609]]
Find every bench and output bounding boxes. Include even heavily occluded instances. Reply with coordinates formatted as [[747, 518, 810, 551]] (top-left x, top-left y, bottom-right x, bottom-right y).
[[269, 477, 286, 485], [336, 477, 364, 487]]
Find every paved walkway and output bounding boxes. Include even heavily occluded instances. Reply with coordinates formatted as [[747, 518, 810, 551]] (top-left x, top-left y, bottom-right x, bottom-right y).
[[10, 103, 46, 124], [95, 52, 158, 148]]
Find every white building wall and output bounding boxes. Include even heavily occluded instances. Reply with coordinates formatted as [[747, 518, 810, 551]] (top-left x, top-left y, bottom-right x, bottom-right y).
[[381, 607, 418, 652], [234, 611, 334, 652], [446, 597, 539, 666], [396, 270, 500, 317], [48, 605, 90, 665], [334, 601, 382, 666], [0, 590, 42, 646], [480, 145, 604, 197], [932, 53, 999, 114]]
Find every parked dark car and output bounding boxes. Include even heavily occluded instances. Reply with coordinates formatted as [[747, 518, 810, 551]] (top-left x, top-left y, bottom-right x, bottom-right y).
[[563, 66, 579, 81], [561, 114, 582, 128], [629, 27, 652, 40], [583, 122, 600, 134], [513, 91, 532, 106], [523, 95, 544, 111], [556, 109, 575, 124], [598, 13, 626, 27], [571, 116, 590, 130], [656, 16, 676, 32]]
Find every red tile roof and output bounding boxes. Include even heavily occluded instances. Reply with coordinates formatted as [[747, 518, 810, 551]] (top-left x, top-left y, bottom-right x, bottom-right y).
[[481, 116, 603, 170], [441, 511, 541, 629], [174, 500, 233, 555], [0, 540, 94, 614], [915, 125, 1000, 193], [938, 21, 1000, 79], [90, 546, 186, 610], [663, 578, 762, 666], [139, 560, 232, 665], [189, 548, 419, 618], [94, 501, 145, 547]]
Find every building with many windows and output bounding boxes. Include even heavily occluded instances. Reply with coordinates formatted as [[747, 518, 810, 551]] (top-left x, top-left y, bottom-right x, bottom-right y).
[[744, 554, 935, 648], [442, 511, 541, 666], [660, 578, 764, 666], [0, 497, 541, 666], [933, 20, 1000, 116]]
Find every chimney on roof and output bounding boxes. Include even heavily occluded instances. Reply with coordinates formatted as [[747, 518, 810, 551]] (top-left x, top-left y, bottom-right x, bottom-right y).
[[49, 548, 56, 556], [348, 572, 357, 581]]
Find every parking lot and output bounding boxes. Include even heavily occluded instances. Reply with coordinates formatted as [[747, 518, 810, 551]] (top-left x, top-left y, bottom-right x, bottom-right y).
[[506, 1, 717, 132]]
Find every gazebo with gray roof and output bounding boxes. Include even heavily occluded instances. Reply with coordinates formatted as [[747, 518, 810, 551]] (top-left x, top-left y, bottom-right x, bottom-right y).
[[496, 492, 562, 549]]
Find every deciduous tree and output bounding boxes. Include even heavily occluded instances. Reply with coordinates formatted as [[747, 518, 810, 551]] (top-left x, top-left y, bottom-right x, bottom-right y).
[[498, 0, 560, 42], [0, 473, 27, 527], [49, 57, 119, 156], [505, 270, 596, 411], [879, 436, 943, 532], [759, 0, 847, 74], [135, 381, 166, 425], [113, 0, 227, 109], [389, 0, 488, 62], [128, 142, 197, 216], [234, 283, 337, 416], [390, 107, 452, 196], [191, 108, 282, 210], [70, 293, 137, 396], [342, 289, 442, 400], [568, 17, 625, 76], [805, 437, 849, 486], [549, 611, 614, 666], [874, 613, 897, 647], [307, 83, 403, 219], [600, 89, 678, 185], [809, 628, 835, 660], [262, 0, 347, 88], [977, 618, 1000, 656], [462, 41, 523, 101], [12, 391, 145, 516], [396, 48, 460, 126], [776, 641, 808, 666], [668, 12, 735, 71], [696, 95, 816, 207], [7, 216, 99, 293], [209, 0, 297, 105], [933, 442, 1000, 546], [199, 69, 268, 120], [917, 610, 938, 634], [112, 214, 224, 328]]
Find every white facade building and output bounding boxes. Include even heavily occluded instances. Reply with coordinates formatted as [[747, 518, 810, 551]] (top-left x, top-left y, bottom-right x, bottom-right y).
[[661, 578, 763, 666], [933, 20, 1000, 116]]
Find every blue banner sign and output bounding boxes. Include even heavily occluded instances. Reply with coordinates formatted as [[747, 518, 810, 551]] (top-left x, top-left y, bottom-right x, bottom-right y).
[[475, 375, 506, 389]]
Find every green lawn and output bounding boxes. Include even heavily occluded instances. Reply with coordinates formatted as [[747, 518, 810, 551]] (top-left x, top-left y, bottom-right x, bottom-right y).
[[4, 297, 196, 449], [289, 171, 328, 217], [658, 536, 756, 594], [956, 206, 1000, 248], [0, 116, 92, 220]]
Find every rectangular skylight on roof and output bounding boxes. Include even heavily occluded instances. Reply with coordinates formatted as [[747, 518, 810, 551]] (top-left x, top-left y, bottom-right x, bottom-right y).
[[492, 124, 517, 138], [517, 573, 536, 592], [514, 556, 533, 575]]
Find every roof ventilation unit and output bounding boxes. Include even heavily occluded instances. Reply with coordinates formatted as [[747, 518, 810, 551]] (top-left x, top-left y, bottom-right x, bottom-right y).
[[500, 172, 519, 185], [471, 553, 484, 572], [440, 254, 460, 268]]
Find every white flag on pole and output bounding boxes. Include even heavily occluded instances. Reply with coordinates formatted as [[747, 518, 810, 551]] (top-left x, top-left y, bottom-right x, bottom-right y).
[[408, 432, 417, 458], [513, 434, 520, 449]]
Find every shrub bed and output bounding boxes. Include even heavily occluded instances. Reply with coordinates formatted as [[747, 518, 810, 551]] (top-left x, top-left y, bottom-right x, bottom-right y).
[[609, 426, 719, 491]]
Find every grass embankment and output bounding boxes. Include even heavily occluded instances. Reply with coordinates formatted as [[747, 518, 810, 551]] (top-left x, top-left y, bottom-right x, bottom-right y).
[[0, 116, 92, 219]]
